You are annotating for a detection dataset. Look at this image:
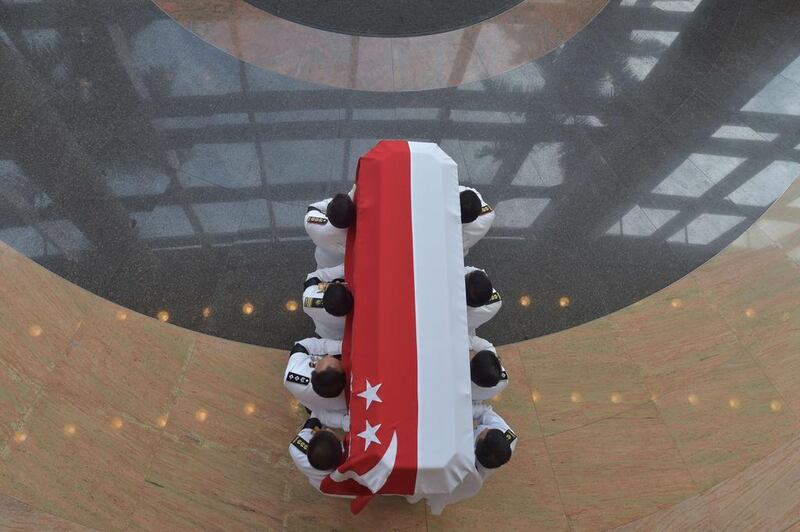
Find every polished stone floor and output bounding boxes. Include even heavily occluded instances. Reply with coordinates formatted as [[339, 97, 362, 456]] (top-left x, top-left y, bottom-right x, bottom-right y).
[[1, 0, 799, 348], [244, 0, 526, 36]]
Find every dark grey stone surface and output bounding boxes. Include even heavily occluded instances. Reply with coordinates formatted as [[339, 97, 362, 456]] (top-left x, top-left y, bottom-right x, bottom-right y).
[[242, 0, 526, 37], [1, 0, 799, 349]]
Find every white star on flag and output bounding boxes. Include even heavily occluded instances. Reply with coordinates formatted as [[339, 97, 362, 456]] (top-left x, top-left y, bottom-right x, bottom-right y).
[[357, 380, 383, 410], [357, 420, 382, 450]]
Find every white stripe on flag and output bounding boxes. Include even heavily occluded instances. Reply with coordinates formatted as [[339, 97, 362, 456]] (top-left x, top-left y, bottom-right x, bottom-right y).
[[408, 142, 476, 495]]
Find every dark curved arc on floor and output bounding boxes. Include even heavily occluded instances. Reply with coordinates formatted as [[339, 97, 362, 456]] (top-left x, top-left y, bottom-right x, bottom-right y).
[[242, 0, 527, 37]]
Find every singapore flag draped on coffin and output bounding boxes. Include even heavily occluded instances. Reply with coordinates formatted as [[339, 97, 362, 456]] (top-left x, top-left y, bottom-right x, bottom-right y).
[[319, 141, 476, 514]]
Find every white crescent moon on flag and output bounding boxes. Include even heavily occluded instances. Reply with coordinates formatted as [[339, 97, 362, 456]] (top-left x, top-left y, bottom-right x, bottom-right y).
[[329, 431, 398, 494]]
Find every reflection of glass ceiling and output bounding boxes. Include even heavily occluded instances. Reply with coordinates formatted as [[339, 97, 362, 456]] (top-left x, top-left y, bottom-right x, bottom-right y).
[[743, 56, 800, 116], [601, 4, 800, 248], [2, 0, 799, 264]]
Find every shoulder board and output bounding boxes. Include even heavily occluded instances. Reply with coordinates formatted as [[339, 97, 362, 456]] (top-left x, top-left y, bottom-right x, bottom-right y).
[[504, 428, 517, 443], [480, 204, 493, 215], [292, 435, 310, 454], [488, 290, 502, 303], [500, 370, 508, 381], [286, 372, 310, 385], [304, 297, 325, 309], [307, 216, 328, 225]]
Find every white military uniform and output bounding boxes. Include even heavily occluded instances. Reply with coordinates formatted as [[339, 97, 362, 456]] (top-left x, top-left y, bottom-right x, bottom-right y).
[[303, 264, 347, 340], [414, 404, 517, 515], [311, 409, 350, 432], [284, 338, 347, 412], [472, 403, 517, 478], [304, 187, 355, 268], [288, 421, 346, 492], [470, 335, 508, 402], [465, 266, 502, 335], [460, 186, 495, 256]]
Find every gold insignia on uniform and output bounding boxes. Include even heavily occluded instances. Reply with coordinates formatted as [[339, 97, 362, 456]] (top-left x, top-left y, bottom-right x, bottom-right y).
[[307, 216, 328, 225], [292, 436, 310, 454], [304, 297, 324, 308], [286, 372, 310, 385], [500, 370, 508, 381], [489, 290, 502, 303], [480, 204, 493, 215], [504, 429, 517, 443]]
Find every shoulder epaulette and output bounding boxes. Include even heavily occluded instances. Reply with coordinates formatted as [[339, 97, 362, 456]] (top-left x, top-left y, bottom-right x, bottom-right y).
[[480, 204, 493, 215], [488, 290, 502, 304], [500, 370, 508, 381], [286, 372, 310, 385], [304, 297, 324, 309], [306, 216, 328, 225], [292, 435, 310, 454], [504, 428, 517, 443]]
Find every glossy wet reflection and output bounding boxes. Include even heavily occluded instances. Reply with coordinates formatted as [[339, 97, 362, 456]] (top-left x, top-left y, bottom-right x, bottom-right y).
[[0, 0, 798, 348]]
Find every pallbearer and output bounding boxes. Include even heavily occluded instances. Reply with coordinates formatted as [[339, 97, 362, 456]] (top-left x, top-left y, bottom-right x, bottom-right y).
[[469, 335, 508, 403], [284, 338, 347, 413], [465, 266, 502, 335], [412, 403, 517, 514], [304, 189, 356, 268], [303, 263, 352, 340], [289, 416, 348, 492], [459, 185, 495, 255]]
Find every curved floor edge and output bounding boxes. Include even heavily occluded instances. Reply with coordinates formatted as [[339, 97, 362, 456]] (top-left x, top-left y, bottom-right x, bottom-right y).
[[151, 0, 608, 91], [1, 172, 800, 528]]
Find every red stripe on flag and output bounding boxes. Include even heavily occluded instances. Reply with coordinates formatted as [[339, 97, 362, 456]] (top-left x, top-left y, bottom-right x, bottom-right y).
[[321, 141, 419, 502]]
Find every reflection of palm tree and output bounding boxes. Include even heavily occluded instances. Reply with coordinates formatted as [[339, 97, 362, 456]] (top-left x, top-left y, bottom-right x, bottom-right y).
[[497, 1, 606, 69], [112, 65, 179, 170], [0, 41, 139, 255], [141, 65, 177, 100], [497, 14, 551, 68]]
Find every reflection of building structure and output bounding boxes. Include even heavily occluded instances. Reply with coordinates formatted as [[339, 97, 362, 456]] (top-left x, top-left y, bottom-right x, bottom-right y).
[[1, 0, 799, 348], [1, 0, 800, 529]]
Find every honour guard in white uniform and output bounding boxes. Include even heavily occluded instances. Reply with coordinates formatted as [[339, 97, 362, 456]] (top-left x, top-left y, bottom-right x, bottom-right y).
[[465, 266, 502, 335], [289, 417, 346, 491], [284, 338, 347, 413], [410, 404, 517, 514], [459, 186, 495, 256], [303, 264, 351, 340], [304, 188, 356, 268], [469, 335, 508, 402]]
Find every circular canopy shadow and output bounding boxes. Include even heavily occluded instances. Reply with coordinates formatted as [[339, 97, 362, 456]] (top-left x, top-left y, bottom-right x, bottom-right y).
[[242, 0, 526, 37]]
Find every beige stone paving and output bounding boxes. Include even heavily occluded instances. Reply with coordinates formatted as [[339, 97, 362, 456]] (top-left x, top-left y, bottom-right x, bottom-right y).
[[1, 178, 800, 529]]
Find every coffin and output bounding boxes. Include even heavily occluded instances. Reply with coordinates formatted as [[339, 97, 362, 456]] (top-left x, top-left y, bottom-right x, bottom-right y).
[[320, 141, 475, 512]]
